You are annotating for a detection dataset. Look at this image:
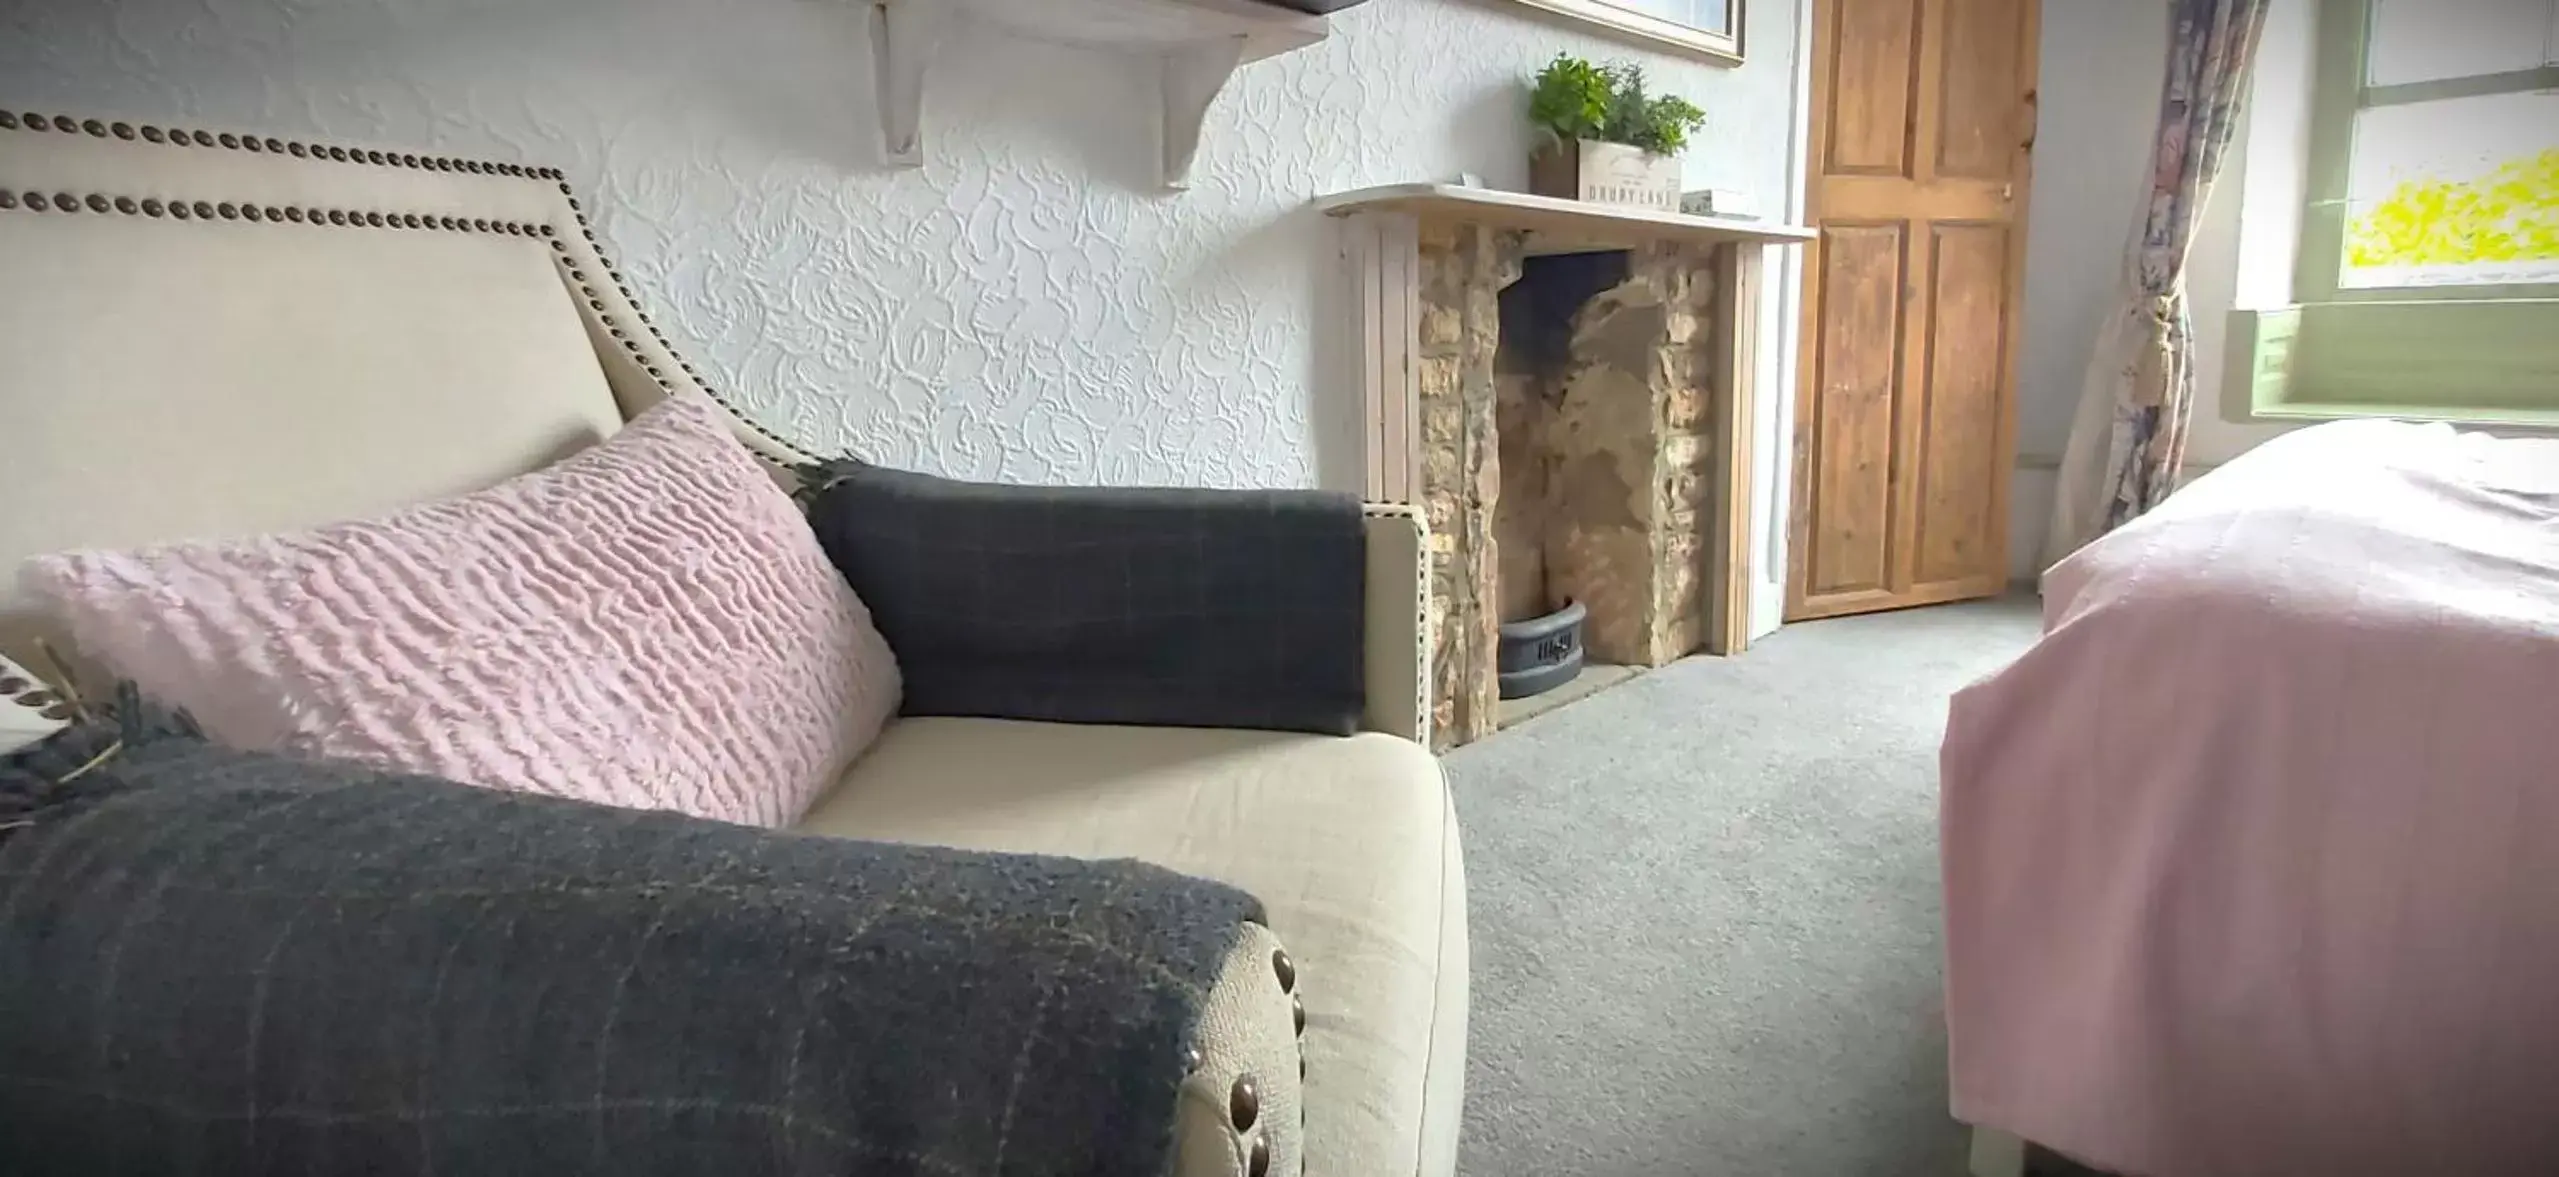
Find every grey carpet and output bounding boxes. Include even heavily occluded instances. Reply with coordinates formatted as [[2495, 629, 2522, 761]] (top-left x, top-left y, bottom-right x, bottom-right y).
[[1447, 597, 2043, 1177]]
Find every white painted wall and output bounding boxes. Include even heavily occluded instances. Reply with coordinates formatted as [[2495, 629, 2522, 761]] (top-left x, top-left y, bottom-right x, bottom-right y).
[[1, 0, 1801, 502], [2008, 0, 2315, 579]]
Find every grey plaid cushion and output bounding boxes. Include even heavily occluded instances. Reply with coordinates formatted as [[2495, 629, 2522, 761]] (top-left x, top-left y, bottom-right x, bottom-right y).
[[0, 707, 1262, 1177], [807, 463, 1367, 736]]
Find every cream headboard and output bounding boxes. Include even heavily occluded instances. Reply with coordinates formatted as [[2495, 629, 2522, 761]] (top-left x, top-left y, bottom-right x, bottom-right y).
[[0, 108, 816, 666]]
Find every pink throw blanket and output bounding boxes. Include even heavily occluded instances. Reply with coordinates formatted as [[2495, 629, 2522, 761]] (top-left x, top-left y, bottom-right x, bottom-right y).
[[1943, 421, 2559, 1176]]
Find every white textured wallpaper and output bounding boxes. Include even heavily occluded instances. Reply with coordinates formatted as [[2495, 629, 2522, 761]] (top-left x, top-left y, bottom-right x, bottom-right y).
[[1, 0, 1796, 490]]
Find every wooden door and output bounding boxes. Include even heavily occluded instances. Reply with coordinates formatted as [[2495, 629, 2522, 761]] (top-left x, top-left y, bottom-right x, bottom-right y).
[[1788, 0, 2037, 620]]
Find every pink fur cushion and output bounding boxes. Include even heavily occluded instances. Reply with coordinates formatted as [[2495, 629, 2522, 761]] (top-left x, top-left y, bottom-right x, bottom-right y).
[[20, 396, 899, 827]]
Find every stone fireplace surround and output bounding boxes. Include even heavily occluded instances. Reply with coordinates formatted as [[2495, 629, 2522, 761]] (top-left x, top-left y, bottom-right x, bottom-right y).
[[1319, 185, 1810, 750]]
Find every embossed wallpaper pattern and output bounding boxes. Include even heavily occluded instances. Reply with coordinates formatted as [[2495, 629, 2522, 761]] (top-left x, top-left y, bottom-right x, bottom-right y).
[[2, 0, 1797, 490]]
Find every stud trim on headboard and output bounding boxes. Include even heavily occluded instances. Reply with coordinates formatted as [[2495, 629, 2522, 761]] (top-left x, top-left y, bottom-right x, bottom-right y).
[[0, 188, 548, 237], [0, 108, 813, 465], [0, 108, 565, 181]]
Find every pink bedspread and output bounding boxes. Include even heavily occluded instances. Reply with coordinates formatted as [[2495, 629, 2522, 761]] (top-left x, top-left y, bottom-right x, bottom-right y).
[[1943, 421, 2559, 1176]]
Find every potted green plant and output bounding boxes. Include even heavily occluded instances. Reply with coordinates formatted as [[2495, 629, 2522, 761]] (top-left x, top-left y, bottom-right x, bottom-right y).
[[1527, 55, 1707, 212]]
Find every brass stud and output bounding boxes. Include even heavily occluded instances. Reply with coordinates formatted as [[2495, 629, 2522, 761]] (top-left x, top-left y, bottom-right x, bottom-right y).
[[288, 142, 307, 157], [1230, 1075, 1260, 1131], [142, 125, 164, 143], [0, 112, 15, 129], [0, 191, 16, 210], [215, 202, 237, 220], [365, 211, 384, 226], [141, 198, 163, 217], [588, 299, 605, 311], [327, 146, 348, 161], [242, 205, 264, 222], [53, 115, 77, 132], [568, 269, 586, 281], [53, 192, 78, 214], [550, 240, 567, 252], [284, 207, 305, 223], [191, 200, 214, 219], [397, 152, 417, 166], [1247, 1135, 1270, 1177], [82, 118, 106, 136], [112, 121, 135, 140], [85, 194, 109, 212], [265, 137, 285, 152], [113, 196, 137, 214], [537, 224, 554, 236], [466, 218, 484, 231], [21, 113, 45, 132], [169, 201, 190, 220], [644, 365, 661, 378], [1292, 994, 1305, 1036], [1271, 949, 1294, 992], [621, 339, 641, 353], [217, 132, 239, 148], [326, 210, 346, 225]]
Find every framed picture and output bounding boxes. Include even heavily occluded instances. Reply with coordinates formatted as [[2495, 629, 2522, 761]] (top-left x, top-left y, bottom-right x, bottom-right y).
[[1500, 0, 1744, 65]]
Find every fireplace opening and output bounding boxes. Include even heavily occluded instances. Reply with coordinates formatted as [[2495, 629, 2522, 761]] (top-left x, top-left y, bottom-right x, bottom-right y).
[[1489, 249, 1643, 722]]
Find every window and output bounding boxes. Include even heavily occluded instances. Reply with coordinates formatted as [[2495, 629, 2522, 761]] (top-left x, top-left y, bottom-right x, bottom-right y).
[[2239, 0, 2559, 426], [2301, 0, 2559, 301]]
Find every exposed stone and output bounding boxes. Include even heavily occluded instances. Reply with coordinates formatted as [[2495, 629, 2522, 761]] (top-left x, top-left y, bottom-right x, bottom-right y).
[[1412, 222, 1523, 751], [1408, 228, 1720, 751]]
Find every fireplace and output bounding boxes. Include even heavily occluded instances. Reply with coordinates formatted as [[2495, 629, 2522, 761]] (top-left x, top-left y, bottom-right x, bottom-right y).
[[1320, 184, 1808, 749]]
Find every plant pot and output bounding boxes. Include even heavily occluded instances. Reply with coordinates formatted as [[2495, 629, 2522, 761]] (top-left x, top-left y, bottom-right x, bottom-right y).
[[1529, 139, 1682, 212], [1497, 599, 1588, 700]]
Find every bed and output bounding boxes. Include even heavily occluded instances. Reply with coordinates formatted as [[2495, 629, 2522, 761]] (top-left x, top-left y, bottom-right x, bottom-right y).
[[1941, 419, 2559, 1176]]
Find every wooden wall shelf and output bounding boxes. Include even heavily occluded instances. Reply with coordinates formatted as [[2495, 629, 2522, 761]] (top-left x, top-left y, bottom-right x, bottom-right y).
[[869, 0, 1331, 187]]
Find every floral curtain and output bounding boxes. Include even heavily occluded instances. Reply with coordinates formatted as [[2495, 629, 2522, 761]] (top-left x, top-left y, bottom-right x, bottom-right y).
[[2043, 0, 2274, 568]]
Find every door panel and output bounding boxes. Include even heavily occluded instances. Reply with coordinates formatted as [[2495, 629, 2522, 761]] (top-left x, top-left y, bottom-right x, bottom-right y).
[[1823, 0, 1925, 178], [1804, 223, 1906, 600], [1914, 223, 2012, 589], [1790, 0, 2036, 621], [1936, 0, 2030, 180]]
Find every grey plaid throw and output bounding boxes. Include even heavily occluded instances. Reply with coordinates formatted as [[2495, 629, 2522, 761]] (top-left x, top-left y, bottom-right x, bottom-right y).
[[0, 707, 1261, 1177], [805, 462, 1367, 736]]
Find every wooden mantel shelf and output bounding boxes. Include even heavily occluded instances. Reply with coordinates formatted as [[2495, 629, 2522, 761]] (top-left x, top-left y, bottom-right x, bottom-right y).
[[1316, 183, 1813, 254]]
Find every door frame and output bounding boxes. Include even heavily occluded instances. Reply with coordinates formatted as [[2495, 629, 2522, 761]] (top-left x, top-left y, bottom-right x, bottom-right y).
[[1749, 0, 1822, 641]]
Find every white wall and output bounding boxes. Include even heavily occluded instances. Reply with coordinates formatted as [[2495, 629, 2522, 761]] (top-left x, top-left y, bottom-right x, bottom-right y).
[[1, 0, 1801, 499], [2007, 0, 2312, 578]]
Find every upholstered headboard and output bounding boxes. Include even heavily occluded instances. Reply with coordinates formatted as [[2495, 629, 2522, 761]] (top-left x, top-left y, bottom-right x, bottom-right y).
[[0, 108, 812, 666]]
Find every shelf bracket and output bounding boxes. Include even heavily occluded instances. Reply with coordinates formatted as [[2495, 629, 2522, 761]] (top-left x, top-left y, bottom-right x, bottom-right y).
[[1159, 35, 1249, 189], [871, 1, 940, 169]]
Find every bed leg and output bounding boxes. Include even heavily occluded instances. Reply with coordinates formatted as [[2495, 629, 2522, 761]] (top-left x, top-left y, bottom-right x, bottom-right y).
[[1968, 1127, 2027, 1177]]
